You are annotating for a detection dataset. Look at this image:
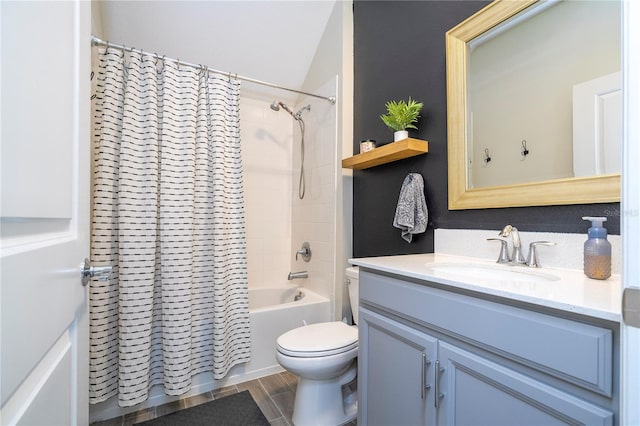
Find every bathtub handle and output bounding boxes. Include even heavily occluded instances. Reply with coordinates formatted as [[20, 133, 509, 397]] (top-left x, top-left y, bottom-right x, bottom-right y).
[[295, 242, 312, 262]]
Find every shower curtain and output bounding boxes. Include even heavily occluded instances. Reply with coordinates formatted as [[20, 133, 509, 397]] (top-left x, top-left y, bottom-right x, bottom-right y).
[[90, 48, 251, 407]]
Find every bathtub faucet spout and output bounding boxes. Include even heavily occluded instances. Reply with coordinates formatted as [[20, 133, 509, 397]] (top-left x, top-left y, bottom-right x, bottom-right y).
[[288, 271, 308, 280]]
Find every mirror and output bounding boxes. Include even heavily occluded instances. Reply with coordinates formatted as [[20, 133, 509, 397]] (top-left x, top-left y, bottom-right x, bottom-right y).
[[446, 0, 621, 210]]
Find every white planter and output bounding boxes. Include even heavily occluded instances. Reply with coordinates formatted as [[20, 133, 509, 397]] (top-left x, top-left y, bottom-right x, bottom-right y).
[[394, 130, 408, 141]]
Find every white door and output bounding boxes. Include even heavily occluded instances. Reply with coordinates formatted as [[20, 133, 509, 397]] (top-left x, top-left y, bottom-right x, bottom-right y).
[[621, 1, 640, 425], [572, 72, 622, 177], [1, 1, 90, 425]]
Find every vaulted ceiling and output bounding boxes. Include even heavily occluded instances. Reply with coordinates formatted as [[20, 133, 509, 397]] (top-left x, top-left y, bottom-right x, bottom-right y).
[[96, 1, 337, 98]]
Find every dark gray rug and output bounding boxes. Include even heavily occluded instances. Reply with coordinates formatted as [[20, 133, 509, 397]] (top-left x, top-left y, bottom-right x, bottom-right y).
[[135, 391, 270, 426]]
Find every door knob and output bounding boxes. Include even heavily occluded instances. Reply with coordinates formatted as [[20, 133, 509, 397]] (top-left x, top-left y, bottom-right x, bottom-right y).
[[81, 258, 113, 286]]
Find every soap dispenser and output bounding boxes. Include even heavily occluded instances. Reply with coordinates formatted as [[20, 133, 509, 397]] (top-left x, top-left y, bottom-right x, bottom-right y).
[[582, 216, 611, 280]]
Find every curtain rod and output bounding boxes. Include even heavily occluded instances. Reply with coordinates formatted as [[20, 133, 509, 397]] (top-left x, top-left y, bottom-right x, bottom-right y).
[[91, 36, 336, 104]]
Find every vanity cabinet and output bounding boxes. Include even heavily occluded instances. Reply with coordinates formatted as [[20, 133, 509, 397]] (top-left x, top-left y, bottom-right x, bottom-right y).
[[359, 308, 438, 425], [357, 270, 618, 426]]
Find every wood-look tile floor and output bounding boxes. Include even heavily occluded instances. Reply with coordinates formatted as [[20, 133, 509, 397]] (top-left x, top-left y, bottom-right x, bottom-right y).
[[91, 371, 351, 426], [91, 371, 357, 426]]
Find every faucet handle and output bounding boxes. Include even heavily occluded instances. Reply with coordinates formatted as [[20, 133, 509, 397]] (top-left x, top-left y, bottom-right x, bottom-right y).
[[526, 241, 556, 268], [487, 238, 511, 264], [295, 242, 312, 262]]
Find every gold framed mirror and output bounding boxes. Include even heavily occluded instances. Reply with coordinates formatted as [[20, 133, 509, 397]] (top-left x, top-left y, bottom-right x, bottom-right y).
[[446, 0, 621, 210]]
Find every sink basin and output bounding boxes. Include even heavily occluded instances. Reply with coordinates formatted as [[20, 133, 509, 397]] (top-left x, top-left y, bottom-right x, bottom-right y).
[[424, 263, 560, 283]]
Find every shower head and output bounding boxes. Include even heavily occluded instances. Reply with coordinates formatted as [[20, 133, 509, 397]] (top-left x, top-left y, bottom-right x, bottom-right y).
[[270, 100, 294, 116]]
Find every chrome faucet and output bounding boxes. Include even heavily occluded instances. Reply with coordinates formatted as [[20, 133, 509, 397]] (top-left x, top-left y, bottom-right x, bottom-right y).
[[499, 225, 526, 264], [288, 271, 308, 280]]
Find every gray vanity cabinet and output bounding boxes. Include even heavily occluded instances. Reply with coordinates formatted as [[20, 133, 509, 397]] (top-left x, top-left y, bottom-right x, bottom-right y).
[[436, 341, 613, 425], [358, 308, 437, 425], [357, 269, 617, 426]]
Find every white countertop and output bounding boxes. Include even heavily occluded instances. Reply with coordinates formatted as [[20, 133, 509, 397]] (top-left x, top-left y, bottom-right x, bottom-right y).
[[349, 253, 622, 322]]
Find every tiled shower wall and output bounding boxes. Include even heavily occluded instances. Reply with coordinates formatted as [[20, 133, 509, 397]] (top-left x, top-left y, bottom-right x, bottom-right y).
[[241, 91, 294, 289], [291, 79, 338, 305], [239, 81, 338, 306]]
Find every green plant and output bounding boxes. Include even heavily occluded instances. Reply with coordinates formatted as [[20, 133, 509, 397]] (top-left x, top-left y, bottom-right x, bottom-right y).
[[380, 97, 424, 132]]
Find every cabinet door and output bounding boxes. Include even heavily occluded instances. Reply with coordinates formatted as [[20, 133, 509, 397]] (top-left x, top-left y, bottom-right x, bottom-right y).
[[359, 308, 438, 426], [436, 341, 613, 426]]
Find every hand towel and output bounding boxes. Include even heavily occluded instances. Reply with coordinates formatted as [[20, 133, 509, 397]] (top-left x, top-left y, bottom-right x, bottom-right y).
[[393, 173, 428, 243]]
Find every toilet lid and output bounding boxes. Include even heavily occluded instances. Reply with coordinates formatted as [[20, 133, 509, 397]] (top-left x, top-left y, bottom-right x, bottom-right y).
[[277, 321, 358, 357]]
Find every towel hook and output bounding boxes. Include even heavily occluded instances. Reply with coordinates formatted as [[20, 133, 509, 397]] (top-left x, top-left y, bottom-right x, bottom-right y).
[[521, 139, 530, 160], [484, 148, 492, 164]]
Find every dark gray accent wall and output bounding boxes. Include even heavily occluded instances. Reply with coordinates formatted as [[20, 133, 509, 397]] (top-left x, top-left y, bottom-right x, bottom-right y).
[[353, 1, 620, 258]]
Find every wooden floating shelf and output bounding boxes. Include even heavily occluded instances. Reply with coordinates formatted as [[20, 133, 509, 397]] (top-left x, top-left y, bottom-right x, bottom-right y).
[[341, 138, 429, 170]]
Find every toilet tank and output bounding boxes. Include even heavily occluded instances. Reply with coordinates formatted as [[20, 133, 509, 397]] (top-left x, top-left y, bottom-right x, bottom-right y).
[[345, 266, 360, 324]]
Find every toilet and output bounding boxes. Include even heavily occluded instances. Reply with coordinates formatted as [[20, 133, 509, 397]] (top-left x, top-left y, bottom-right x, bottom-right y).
[[276, 266, 360, 426]]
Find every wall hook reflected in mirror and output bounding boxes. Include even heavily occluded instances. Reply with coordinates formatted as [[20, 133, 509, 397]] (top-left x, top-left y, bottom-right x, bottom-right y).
[[484, 148, 492, 165], [521, 139, 529, 160]]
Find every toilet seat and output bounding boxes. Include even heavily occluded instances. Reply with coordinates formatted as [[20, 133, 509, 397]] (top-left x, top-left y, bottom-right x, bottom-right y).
[[277, 321, 358, 358]]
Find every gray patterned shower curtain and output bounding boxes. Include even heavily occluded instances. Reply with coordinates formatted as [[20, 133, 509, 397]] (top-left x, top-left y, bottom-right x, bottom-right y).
[[90, 48, 251, 407]]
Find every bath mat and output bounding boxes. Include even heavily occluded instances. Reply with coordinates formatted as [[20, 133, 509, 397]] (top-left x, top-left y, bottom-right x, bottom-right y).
[[135, 390, 270, 426]]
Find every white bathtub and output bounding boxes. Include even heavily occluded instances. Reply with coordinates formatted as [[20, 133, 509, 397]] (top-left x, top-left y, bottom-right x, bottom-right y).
[[230, 286, 331, 379], [249, 286, 326, 311]]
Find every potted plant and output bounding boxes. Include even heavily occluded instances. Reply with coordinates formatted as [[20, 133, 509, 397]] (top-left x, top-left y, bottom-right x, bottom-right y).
[[380, 97, 424, 141]]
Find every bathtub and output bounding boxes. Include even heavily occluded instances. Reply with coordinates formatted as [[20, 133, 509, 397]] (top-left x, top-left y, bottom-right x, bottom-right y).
[[249, 286, 325, 311], [229, 286, 331, 379]]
